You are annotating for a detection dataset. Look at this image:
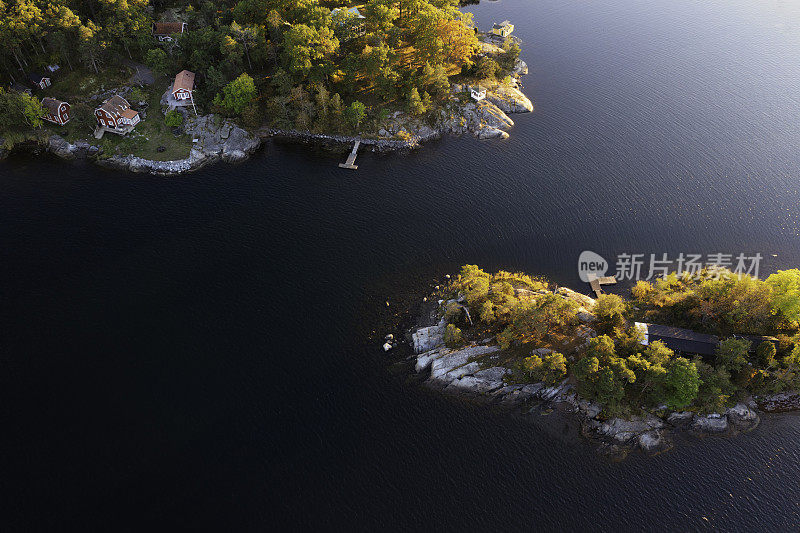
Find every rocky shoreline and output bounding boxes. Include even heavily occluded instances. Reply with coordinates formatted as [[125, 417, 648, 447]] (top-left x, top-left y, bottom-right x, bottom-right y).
[[405, 285, 795, 458], [1, 59, 533, 175]]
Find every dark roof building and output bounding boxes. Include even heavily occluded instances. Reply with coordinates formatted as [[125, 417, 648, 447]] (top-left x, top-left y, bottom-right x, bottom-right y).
[[637, 323, 719, 356], [636, 323, 777, 357]]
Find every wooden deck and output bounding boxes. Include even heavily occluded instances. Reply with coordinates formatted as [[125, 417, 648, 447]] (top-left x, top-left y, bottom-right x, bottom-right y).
[[588, 274, 617, 297], [338, 140, 360, 169]]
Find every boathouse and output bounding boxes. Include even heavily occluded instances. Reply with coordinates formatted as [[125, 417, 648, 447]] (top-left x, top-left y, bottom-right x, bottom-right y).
[[491, 21, 514, 38]]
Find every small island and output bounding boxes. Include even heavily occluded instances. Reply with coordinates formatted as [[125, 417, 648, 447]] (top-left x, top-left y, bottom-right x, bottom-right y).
[[407, 265, 800, 456], [0, 1, 532, 174]]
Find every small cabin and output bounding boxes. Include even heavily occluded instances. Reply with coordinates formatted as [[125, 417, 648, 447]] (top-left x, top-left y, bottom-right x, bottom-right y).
[[331, 6, 366, 19], [153, 22, 187, 42], [470, 87, 486, 101], [41, 97, 70, 126], [330, 6, 366, 38], [27, 72, 51, 90], [490, 20, 514, 38], [95, 95, 140, 134], [171, 70, 195, 101]]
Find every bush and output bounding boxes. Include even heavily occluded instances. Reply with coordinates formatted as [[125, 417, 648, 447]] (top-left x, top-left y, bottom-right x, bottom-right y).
[[523, 352, 567, 384], [755, 341, 777, 368], [164, 110, 183, 128], [474, 57, 500, 81], [444, 324, 463, 347], [241, 102, 263, 129]]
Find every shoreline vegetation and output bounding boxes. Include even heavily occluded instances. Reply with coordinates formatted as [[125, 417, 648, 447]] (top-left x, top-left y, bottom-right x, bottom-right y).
[[0, 0, 532, 175], [406, 265, 800, 457]]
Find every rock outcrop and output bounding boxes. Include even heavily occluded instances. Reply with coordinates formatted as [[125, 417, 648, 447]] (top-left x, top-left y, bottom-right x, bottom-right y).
[[594, 415, 664, 443], [412, 319, 446, 354], [45, 135, 100, 161], [726, 403, 760, 430], [692, 413, 729, 433], [186, 114, 261, 163], [486, 86, 534, 114], [758, 391, 800, 412]]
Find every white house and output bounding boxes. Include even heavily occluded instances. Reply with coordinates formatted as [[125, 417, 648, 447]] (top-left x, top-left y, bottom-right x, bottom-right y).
[[470, 87, 486, 101]]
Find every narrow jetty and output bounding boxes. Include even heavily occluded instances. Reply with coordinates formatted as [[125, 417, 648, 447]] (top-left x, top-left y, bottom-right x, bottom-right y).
[[338, 140, 360, 169], [587, 274, 617, 297]]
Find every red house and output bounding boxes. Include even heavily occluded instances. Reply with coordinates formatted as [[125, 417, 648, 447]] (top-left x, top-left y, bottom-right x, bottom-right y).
[[27, 72, 51, 90], [153, 22, 187, 42], [171, 70, 195, 101], [41, 97, 70, 126], [95, 95, 140, 134]]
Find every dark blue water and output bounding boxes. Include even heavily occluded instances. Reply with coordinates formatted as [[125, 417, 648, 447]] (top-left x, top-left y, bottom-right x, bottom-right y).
[[3, 0, 800, 530]]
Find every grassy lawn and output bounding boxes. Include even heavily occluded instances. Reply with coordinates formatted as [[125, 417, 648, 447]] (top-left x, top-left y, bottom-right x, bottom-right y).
[[43, 66, 132, 102]]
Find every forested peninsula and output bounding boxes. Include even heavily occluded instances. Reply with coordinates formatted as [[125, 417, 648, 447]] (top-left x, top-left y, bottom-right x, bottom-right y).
[[0, 0, 532, 173], [407, 265, 800, 456]]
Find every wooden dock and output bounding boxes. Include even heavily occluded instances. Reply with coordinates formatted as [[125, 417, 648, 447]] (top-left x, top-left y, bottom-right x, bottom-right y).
[[338, 140, 360, 169], [587, 274, 617, 298]]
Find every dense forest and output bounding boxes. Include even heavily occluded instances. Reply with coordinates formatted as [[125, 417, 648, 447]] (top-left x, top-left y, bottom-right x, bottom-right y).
[[442, 265, 800, 416], [0, 0, 519, 138]]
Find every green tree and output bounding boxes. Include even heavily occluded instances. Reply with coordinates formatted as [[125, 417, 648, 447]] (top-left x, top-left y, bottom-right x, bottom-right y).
[[145, 48, 169, 76], [715, 337, 751, 373], [572, 356, 600, 384], [498, 294, 577, 349], [497, 37, 521, 71], [755, 341, 777, 368], [329, 93, 344, 131], [541, 352, 568, 384], [474, 56, 499, 80], [407, 87, 426, 115], [695, 359, 735, 413], [0, 89, 43, 130], [344, 100, 366, 131], [214, 73, 258, 115], [282, 23, 339, 80], [660, 357, 700, 409], [767, 269, 800, 325], [593, 294, 627, 334]]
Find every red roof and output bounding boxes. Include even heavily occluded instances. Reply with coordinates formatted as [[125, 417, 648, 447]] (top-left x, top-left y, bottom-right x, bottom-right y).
[[41, 97, 65, 114], [98, 95, 132, 117], [153, 22, 186, 35], [172, 70, 195, 93]]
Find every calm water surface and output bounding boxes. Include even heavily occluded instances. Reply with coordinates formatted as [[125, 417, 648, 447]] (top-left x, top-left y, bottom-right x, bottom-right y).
[[3, 0, 800, 530]]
